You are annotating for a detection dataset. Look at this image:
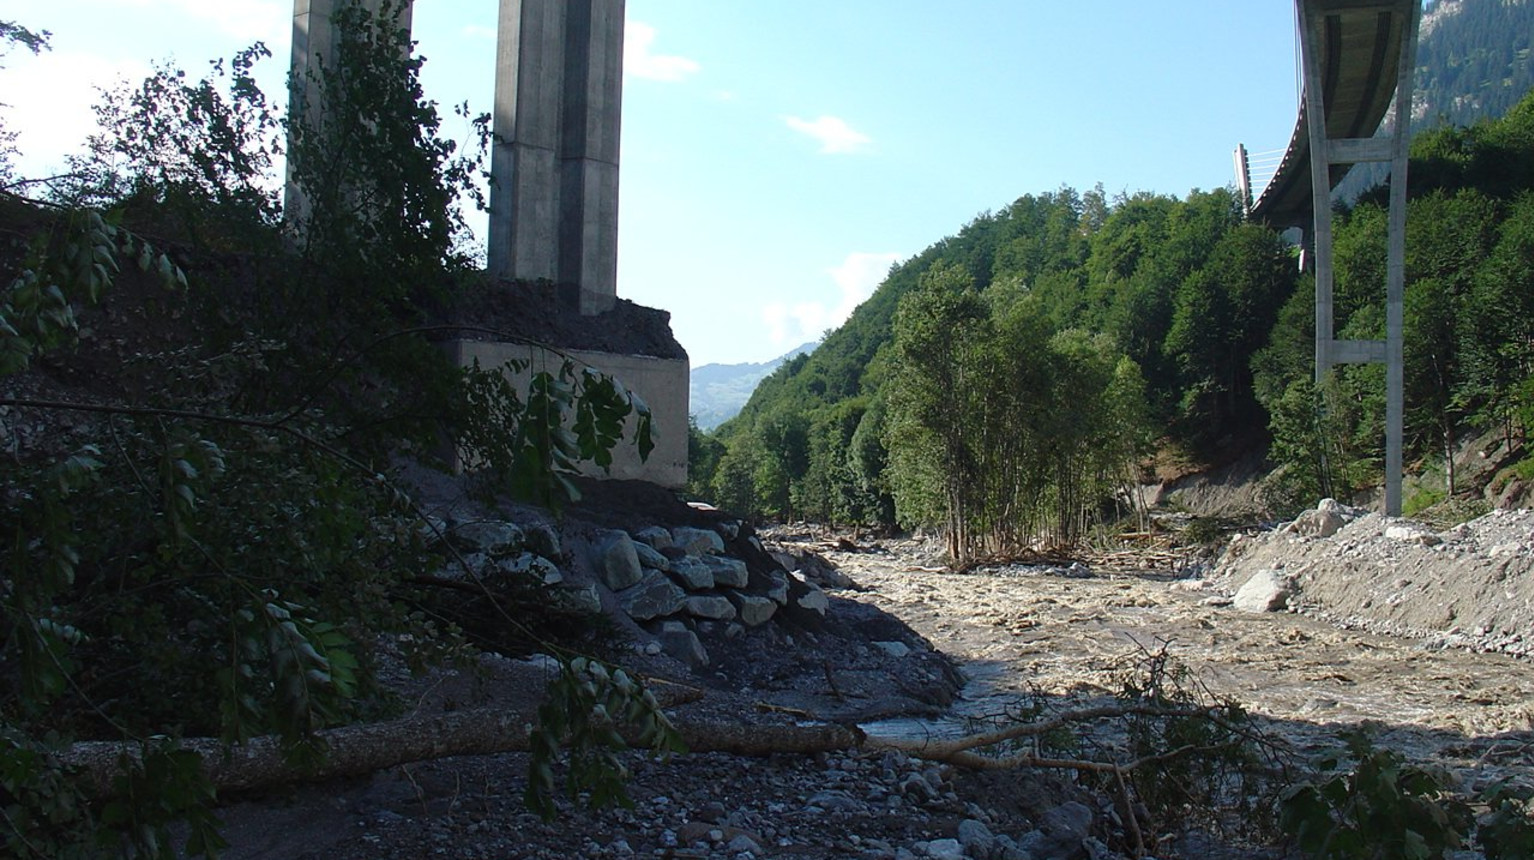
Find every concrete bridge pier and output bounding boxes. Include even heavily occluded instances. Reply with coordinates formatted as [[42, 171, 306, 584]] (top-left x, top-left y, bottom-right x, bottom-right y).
[[1296, 0, 1420, 515], [488, 0, 624, 317], [284, 0, 688, 489], [286, 0, 413, 226]]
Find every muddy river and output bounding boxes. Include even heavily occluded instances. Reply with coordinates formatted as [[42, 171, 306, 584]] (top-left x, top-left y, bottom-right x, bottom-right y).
[[822, 539, 1534, 793]]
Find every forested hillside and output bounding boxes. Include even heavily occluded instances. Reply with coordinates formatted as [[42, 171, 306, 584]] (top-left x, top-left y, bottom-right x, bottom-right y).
[[1417, 0, 1534, 128], [695, 89, 1534, 562]]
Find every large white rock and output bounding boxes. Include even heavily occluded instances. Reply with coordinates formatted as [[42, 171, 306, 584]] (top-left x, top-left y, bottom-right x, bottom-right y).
[[1290, 498, 1350, 538], [1233, 569, 1293, 613]]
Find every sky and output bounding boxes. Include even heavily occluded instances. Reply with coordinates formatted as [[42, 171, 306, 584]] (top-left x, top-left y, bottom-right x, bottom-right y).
[[0, 1, 1305, 368]]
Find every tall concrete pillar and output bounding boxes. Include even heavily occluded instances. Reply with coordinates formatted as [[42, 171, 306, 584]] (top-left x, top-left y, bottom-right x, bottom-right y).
[[489, 0, 624, 316], [286, 0, 414, 225]]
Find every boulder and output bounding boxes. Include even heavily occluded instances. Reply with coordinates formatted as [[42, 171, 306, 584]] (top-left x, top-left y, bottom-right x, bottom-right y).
[[633, 540, 672, 572], [703, 555, 749, 588], [552, 584, 602, 615], [872, 640, 911, 659], [451, 521, 524, 556], [684, 594, 737, 621], [1290, 498, 1352, 538], [523, 523, 561, 559], [657, 620, 709, 667], [1385, 523, 1442, 546], [617, 571, 686, 621], [726, 592, 777, 627], [668, 556, 715, 590], [923, 838, 964, 860], [763, 570, 790, 605], [497, 552, 563, 585], [1233, 569, 1293, 613], [590, 530, 643, 591], [632, 526, 673, 550], [795, 583, 830, 616], [672, 526, 725, 556], [956, 819, 996, 858]]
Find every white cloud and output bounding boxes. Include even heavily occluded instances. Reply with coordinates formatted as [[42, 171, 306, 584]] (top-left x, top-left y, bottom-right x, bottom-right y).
[[761, 252, 902, 349], [783, 115, 871, 154], [623, 21, 699, 82], [0, 50, 150, 177], [116, 0, 287, 44]]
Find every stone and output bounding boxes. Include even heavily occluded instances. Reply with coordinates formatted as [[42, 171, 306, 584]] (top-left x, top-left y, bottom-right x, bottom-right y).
[[591, 530, 643, 591], [1233, 569, 1293, 613], [657, 620, 708, 667], [417, 515, 449, 545], [704, 555, 750, 588], [873, 640, 911, 659], [668, 556, 716, 590], [452, 520, 524, 556], [727, 592, 777, 627], [956, 820, 996, 859], [552, 583, 602, 615], [764, 570, 791, 605], [632, 525, 674, 550], [684, 594, 737, 621], [1385, 524, 1441, 545], [497, 552, 563, 585], [617, 571, 686, 621], [725, 834, 764, 856], [796, 583, 830, 616], [633, 540, 671, 572], [1291, 498, 1350, 538], [1042, 801, 1094, 843], [523, 522, 561, 559], [672, 526, 725, 556], [924, 839, 964, 860], [718, 520, 741, 540], [900, 772, 939, 803]]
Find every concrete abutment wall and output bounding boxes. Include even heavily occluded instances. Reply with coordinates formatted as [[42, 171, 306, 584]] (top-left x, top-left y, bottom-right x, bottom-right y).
[[449, 340, 689, 489]]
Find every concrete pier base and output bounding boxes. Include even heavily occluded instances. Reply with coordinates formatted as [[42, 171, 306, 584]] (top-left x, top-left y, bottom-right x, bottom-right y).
[[447, 340, 689, 489]]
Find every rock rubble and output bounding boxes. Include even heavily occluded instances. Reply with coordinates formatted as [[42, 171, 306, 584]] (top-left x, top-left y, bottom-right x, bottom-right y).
[[432, 510, 835, 670], [1212, 501, 1534, 656]]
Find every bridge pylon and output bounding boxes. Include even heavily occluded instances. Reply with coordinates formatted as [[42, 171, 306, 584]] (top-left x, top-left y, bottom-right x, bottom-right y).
[[1296, 0, 1420, 516]]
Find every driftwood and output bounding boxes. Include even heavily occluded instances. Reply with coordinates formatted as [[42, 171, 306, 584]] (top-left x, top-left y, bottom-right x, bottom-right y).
[[59, 693, 1236, 797], [57, 688, 1264, 860], [58, 705, 865, 800]]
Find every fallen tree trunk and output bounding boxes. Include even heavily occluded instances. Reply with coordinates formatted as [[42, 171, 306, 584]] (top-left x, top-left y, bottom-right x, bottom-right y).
[[59, 706, 866, 799]]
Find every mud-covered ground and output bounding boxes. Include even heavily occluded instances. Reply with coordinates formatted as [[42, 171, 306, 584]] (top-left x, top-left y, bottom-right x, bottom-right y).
[[213, 511, 1534, 860], [823, 533, 1534, 794]]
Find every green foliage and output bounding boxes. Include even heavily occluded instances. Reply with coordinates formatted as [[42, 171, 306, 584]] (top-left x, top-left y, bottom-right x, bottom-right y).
[[1479, 781, 1534, 860], [286, 0, 485, 297], [1280, 730, 1473, 860], [1, 208, 184, 374], [523, 657, 687, 821], [0, 6, 664, 854], [883, 263, 1152, 561], [457, 357, 652, 511], [1112, 644, 1274, 838], [1263, 377, 1374, 515], [99, 742, 226, 860], [76, 43, 283, 240]]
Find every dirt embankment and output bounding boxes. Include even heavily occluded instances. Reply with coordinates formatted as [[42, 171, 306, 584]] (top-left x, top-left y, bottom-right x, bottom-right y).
[[1212, 503, 1534, 656]]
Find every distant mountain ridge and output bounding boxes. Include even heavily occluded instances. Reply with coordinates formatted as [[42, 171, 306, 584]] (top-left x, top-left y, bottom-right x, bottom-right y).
[[690, 342, 817, 431]]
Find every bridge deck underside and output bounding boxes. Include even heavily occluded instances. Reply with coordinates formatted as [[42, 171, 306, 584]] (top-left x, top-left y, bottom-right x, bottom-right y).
[[1250, 0, 1415, 229]]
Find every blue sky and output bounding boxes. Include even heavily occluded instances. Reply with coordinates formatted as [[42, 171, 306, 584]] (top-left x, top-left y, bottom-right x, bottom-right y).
[[0, 1, 1303, 367]]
